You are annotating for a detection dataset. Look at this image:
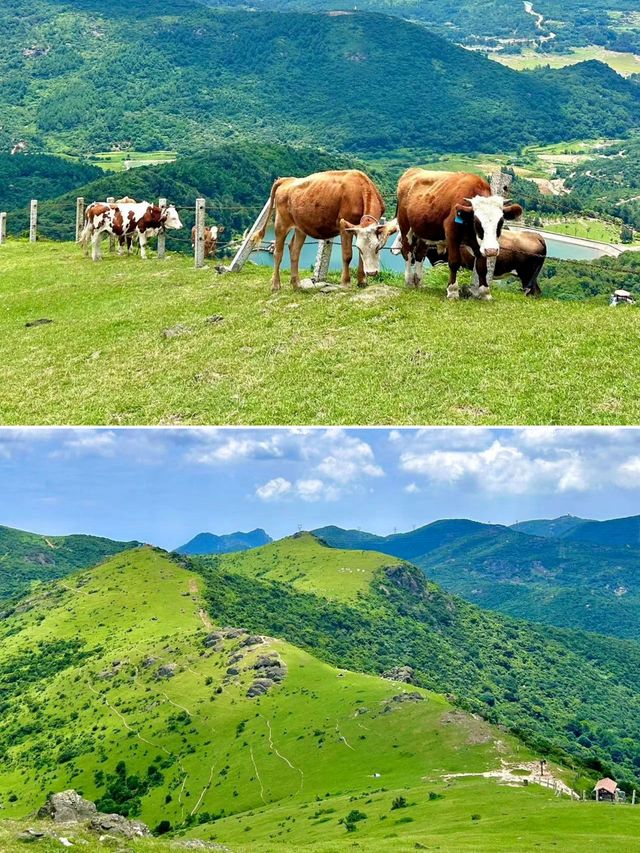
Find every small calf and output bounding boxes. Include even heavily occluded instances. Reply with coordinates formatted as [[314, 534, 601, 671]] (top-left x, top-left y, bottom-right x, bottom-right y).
[[191, 224, 225, 259]]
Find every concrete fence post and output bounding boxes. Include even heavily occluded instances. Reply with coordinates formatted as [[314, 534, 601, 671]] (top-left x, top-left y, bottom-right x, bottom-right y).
[[157, 197, 167, 260], [75, 197, 85, 243], [225, 197, 271, 273], [0, 212, 6, 245], [194, 198, 206, 269], [106, 197, 115, 253], [29, 199, 37, 243], [313, 240, 333, 282]]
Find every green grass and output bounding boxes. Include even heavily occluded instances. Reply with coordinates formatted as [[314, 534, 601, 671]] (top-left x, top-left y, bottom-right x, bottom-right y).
[[86, 150, 178, 172], [3, 240, 640, 425], [538, 217, 638, 243], [493, 47, 640, 77]]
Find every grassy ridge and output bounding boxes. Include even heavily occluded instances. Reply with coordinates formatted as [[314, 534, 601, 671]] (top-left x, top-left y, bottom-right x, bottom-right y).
[[2, 242, 640, 425]]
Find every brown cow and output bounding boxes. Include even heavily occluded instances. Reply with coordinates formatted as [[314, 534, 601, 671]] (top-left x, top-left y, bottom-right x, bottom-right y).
[[254, 170, 397, 292], [397, 169, 523, 299], [423, 229, 546, 297], [191, 224, 225, 259], [80, 200, 182, 261]]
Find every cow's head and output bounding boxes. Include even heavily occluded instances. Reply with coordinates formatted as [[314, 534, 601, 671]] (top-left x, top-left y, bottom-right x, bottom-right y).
[[456, 196, 522, 257], [340, 217, 398, 276], [162, 205, 183, 230]]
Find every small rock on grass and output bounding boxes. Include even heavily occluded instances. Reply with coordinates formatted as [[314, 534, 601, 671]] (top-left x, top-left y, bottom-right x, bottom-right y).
[[204, 314, 224, 324], [25, 318, 53, 328], [162, 323, 191, 338]]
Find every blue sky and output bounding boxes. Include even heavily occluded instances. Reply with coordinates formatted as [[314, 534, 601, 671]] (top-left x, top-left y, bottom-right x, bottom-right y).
[[1, 427, 640, 548]]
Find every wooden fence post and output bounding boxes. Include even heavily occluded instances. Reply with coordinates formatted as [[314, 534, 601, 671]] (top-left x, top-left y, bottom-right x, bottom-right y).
[[157, 197, 167, 260], [194, 198, 206, 269], [29, 199, 37, 243], [224, 197, 272, 273], [106, 197, 115, 253], [75, 197, 85, 243], [313, 240, 333, 282], [0, 212, 6, 245]]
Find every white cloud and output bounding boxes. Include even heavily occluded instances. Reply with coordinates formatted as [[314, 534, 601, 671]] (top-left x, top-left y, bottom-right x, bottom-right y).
[[399, 440, 588, 495], [51, 431, 117, 458], [615, 456, 640, 488], [315, 433, 384, 484], [255, 477, 293, 501], [404, 483, 421, 494], [187, 435, 285, 464]]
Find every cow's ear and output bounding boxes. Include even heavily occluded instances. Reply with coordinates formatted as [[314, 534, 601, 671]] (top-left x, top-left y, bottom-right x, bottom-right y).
[[503, 203, 523, 220], [340, 218, 358, 232], [218, 226, 225, 233]]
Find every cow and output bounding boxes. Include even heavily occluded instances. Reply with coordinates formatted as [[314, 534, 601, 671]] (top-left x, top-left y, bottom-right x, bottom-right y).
[[80, 201, 183, 261], [422, 229, 546, 297], [191, 224, 225, 259], [396, 169, 523, 299], [253, 170, 397, 292]]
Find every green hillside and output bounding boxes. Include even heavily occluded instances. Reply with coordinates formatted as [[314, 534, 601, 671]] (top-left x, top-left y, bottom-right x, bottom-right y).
[[2, 0, 639, 156], [562, 514, 640, 546], [197, 534, 640, 789], [0, 545, 576, 852], [0, 524, 140, 599], [0, 153, 101, 212], [318, 521, 640, 640]]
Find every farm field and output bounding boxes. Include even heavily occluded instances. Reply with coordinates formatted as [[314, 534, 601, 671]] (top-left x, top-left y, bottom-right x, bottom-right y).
[[2, 241, 640, 426], [539, 217, 638, 243], [492, 47, 640, 77], [87, 151, 179, 172]]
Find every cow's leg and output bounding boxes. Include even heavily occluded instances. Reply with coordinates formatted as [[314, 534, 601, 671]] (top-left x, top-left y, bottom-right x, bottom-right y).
[[339, 228, 354, 286], [288, 228, 306, 290], [271, 221, 289, 292], [117, 236, 125, 257], [522, 263, 543, 297], [91, 231, 102, 262], [138, 232, 148, 260], [413, 260, 424, 288], [356, 252, 366, 288], [447, 262, 460, 300], [473, 255, 492, 301]]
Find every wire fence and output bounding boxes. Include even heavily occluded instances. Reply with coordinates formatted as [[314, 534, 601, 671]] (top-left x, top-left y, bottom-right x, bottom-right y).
[[1, 196, 639, 282]]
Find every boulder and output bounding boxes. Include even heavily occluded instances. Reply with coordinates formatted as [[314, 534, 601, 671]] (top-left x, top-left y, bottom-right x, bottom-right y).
[[156, 663, 177, 679], [382, 665, 415, 684], [89, 813, 150, 838], [251, 655, 286, 682], [204, 632, 222, 648], [391, 692, 424, 704], [38, 790, 98, 823], [226, 666, 240, 676], [221, 627, 246, 639], [239, 635, 263, 647], [247, 678, 274, 698]]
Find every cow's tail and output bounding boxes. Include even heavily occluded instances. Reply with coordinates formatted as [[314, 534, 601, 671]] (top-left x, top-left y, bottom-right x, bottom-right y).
[[77, 220, 92, 249], [251, 178, 286, 248]]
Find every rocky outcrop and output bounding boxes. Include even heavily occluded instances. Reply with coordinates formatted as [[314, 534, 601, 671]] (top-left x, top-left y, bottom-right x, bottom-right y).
[[382, 665, 415, 684], [37, 790, 97, 823], [156, 662, 177, 679], [88, 812, 150, 838], [37, 791, 150, 839], [247, 678, 274, 698], [251, 654, 286, 682]]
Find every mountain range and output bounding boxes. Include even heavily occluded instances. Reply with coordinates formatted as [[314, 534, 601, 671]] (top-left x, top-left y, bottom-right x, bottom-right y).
[[175, 528, 272, 554], [315, 517, 640, 640]]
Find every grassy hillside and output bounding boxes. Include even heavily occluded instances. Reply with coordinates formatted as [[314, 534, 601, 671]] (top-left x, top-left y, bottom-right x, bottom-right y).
[[3, 242, 640, 425], [197, 534, 640, 789], [2, 0, 639, 156], [0, 524, 139, 599], [0, 545, 573, 851]]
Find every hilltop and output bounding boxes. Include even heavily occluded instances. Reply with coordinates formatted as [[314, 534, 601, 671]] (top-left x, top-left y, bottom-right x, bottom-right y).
[[317, 520, 640, 640], [196, 533, 640, 788], [0, 545, 573, 851], [2, 0, 639, 155], [0, 523, 140, 599]]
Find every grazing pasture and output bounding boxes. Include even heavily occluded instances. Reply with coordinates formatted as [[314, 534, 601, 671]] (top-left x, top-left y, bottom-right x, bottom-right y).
[[1, 241, 640, 426]]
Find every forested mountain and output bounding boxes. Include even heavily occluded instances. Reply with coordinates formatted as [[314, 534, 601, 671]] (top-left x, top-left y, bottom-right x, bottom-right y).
[[512, 513, 640, 546], [2, 0, 639, 157], [196, 533, 640, 789], [175, 528, 272, 554], [318, 520, 640, 639], [0, 153, 101, 210], [0, 524, 140, 599], [511, 514, 590, 538]]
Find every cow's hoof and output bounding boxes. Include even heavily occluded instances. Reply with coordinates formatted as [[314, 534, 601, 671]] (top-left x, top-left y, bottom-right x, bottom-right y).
[[357, 281, 368, 289], [477, 287, 492, 302], [446, 289, 460, 301]]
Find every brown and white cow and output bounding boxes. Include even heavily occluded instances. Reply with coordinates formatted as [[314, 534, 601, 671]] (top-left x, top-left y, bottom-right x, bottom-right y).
[[396, 169, 523, 299], [422, 229, 546, 297], [254, 170, 397, 291], [80, 200, 182, 261], [191, 224, 225, 259]]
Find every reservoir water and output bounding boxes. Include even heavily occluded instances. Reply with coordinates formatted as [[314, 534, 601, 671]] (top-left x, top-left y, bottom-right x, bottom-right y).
[[252, 227, 606, 275]]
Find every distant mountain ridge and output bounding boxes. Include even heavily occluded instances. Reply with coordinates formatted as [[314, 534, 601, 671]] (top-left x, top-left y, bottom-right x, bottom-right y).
[[510, 515, 591, 539], [175, 528, 272, 555]]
